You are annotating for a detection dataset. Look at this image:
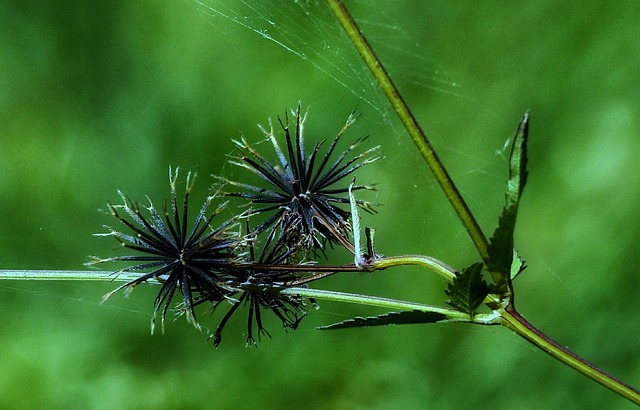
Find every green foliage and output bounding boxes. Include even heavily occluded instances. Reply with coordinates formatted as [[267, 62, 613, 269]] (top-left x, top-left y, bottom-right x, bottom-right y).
[[317, 310, 449, 330], [510, 248, 527, 281], [487, 112, 530, 286], [444, 263, 489, 318]]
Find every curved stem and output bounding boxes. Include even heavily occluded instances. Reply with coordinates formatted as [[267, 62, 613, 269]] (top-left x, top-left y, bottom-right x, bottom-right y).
[[326, 0, 489, 262], [501, 307, 640, 404], [278, 286, 481, 322], [236, 254, 458, 285], [372, 255, 457, 281]]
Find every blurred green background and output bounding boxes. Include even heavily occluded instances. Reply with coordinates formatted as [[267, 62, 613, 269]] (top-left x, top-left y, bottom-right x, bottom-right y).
[[1, 1, 639, 408]]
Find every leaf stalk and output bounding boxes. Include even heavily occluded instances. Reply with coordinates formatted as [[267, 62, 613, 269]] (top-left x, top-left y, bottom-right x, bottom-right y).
[[501, 307, 640, 404]]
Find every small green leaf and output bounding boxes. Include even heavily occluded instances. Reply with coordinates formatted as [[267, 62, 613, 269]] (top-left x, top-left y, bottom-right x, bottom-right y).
[[487, 112, 529, 285], [317, 310, 449, 330], [487, 207, 517, 278], [506, 111, 529, 208], [445, 262, 489, 317], [511, 248, 527, 280]]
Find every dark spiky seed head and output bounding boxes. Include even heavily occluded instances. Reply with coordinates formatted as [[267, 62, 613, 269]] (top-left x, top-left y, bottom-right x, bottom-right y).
[[223, 103, 380, 254], [209, 230, 308, 347], [88, 167, 243, 334]]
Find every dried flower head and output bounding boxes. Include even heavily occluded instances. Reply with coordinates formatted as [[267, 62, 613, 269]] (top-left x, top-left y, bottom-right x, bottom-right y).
[[210, 233, 308, 347], [224, 103, 380, 253], [88, 168, 243, 333]]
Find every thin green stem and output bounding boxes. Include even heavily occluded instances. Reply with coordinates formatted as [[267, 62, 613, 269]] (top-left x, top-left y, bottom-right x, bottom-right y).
[[0, 253, 457, 285], [227, 255, 457, 285], [501, 307, 640, 404], [326, 0, 489, 262], [279, 286, 475, 321], [0, 270, 157, 283], [372, 255, 457, 282]]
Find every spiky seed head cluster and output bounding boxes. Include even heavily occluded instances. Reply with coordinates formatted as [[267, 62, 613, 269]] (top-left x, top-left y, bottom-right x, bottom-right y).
[[90, 104, 379, 345]]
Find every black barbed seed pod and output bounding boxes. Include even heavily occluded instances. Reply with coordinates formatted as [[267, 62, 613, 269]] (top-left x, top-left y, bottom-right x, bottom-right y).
[[88, 167, 245, 334], [222, 103, 380, 255], [209, 228, 310, 347]]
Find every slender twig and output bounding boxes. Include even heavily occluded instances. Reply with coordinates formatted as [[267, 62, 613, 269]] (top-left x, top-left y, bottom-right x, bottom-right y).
[[271, 254, 458, 285], [281, 287, 459, 317], [0, 253, 458, 284], [373, 255, 457, 281], [0, 270, 139, 282], [0, 269, 208, 283], [326, 0, 489, 262], [501, 307, 640, 404], [277, 287, 502, 324], [234, 283, 499, 324]]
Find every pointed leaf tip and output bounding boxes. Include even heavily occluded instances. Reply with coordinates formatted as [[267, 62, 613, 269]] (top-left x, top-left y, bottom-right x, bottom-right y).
[[318, 310, 449, 330], [487, 112, 530, 285], [509, 110, 529, 204]]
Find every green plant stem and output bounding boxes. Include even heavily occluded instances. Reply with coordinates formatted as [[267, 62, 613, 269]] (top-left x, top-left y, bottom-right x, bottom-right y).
[[278, 254, 458, 284], [0, 253, 457, 285], [501, 307, 640, 404], [280, 286, 470, 319], [0, 270, 130, 281], [277, 286, 501, 325], [0, 269, 489, 323], [372, 255, 456, 281], [326, 0, 489, 262]]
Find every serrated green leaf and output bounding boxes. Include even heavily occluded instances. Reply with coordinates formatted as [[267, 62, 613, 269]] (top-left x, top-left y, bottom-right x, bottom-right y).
[[487, 206, 517, 277], [445, 262, 489, 317], [511, 248, 527, 280], [487, 112, 529, 285], [317, 310, 449, 330], [506, 111, 529, 208]]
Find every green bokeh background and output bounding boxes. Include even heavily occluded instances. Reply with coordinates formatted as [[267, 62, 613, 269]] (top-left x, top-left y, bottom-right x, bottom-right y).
[[1, 1, 639, 409]]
